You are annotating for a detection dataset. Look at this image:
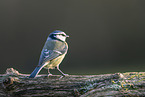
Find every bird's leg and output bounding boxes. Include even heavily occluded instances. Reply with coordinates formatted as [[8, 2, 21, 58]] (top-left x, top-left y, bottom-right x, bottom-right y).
[[57, 66, 68, 76], [47, 69, 52, 76]]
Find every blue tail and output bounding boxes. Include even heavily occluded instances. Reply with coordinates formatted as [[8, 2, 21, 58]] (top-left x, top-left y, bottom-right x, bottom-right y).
[[29, 66, 43, 78]]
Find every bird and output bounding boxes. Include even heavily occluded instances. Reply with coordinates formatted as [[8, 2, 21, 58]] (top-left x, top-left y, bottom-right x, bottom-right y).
[[29, 30, 69, 78]]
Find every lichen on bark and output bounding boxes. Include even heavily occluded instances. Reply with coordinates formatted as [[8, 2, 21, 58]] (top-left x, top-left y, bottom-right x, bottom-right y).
[[0, 68, 145, 96]]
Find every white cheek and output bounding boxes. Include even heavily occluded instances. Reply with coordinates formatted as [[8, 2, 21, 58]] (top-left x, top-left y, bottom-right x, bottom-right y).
[[56, 35, 66, 41]]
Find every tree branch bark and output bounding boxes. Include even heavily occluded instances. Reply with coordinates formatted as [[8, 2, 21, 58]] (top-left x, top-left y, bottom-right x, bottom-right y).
[[0, 68, 145, 96]]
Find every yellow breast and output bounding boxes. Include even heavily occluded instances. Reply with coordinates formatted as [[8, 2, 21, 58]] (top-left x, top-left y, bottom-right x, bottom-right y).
[[44, 54, 66, 69]]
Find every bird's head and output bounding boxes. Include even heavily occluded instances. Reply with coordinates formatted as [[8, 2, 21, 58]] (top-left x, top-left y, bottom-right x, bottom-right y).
[[49, 30, 69, 42]]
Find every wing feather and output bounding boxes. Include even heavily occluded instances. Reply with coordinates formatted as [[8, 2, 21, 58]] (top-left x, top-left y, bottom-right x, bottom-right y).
[[38, 50, 61, 66], [38, 40, 68, 67]]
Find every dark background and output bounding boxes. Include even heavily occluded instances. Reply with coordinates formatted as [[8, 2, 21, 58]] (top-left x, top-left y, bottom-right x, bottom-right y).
[[0, 0, 145, 75]]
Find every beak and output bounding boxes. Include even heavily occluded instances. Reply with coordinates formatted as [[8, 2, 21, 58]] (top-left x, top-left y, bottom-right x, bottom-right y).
[[66, 35, 69, 37]]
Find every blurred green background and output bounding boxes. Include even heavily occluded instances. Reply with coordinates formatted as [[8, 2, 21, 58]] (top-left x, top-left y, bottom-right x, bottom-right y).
[[0, 0, 145, 75]]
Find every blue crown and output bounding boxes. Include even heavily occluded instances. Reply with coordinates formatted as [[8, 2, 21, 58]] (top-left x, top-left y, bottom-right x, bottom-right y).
[[51, 30, 64, 34]]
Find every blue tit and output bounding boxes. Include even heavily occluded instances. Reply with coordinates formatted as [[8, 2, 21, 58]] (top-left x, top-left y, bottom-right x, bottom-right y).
[[29, 30, 69, 78]]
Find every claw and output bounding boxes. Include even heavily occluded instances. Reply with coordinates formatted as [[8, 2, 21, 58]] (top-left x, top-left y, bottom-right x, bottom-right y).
[[48, 73, 52, 77], [62, 74, 69, 76]]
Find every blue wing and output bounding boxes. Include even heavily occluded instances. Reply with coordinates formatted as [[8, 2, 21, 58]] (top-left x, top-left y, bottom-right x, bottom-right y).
[[29, 50, 62, 78], [38, 49, 63, 66]]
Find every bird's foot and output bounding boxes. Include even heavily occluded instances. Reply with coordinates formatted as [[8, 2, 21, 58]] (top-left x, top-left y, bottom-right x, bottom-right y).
[[62, 74, 69, 76], [48, 73, 52, 77], [59, 76, 64, 79], [59, 74, 69, 80]]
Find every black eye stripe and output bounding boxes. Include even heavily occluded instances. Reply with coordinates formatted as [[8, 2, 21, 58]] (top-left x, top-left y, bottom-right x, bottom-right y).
[[56, 34, 65, 36], [49, 33, 67, 42]]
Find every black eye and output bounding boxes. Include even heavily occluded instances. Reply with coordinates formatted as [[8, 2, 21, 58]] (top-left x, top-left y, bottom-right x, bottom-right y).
[[58, 34, 65, 36], [62, 34, 65, 36]]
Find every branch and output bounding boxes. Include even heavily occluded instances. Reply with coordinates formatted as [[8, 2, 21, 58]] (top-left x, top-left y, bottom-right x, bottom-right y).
[[0, 68, 145, 96]]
